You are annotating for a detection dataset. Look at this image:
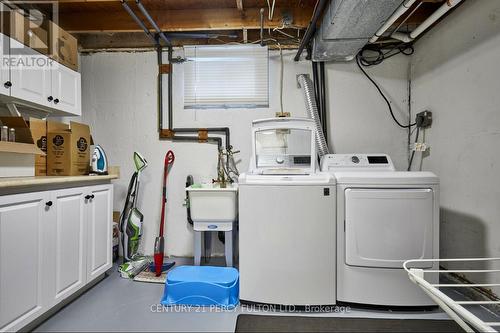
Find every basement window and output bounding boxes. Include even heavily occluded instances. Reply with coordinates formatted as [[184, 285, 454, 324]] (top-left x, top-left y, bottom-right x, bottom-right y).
[[183, 45, 269, 109]]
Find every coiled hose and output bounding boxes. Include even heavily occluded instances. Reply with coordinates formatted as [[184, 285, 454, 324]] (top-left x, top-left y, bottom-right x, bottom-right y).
[[297, 74, 330, 157]]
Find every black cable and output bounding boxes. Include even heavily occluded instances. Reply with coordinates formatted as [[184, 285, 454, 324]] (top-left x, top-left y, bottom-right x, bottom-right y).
[[356, 52, 416, 129], [407, 127, 420, 171], [358, 45, 414, 67]]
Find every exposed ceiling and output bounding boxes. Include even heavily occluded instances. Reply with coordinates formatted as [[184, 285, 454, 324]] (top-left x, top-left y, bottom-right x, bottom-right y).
[[24, 0, 455, 51]]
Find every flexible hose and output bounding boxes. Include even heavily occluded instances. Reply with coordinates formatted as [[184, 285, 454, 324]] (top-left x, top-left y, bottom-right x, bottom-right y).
[[297, 74, 330, 157]]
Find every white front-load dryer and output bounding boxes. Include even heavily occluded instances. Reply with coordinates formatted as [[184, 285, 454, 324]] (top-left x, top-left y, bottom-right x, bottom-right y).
[[321, 154, 439, 307]]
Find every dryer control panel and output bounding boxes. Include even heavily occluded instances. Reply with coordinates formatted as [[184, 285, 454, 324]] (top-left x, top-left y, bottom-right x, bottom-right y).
[[320, 154, 395, 172]]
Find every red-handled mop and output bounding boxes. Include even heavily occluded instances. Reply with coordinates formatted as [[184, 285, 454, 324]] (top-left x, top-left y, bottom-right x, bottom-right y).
[[154, 150, 175, 276]]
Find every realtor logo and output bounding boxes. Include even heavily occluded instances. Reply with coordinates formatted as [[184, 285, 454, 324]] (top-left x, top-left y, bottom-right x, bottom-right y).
[[0, 1, 59, 70]]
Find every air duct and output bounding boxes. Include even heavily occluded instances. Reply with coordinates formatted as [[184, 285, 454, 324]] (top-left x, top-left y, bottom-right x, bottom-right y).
[[297, 74, 329, 157]]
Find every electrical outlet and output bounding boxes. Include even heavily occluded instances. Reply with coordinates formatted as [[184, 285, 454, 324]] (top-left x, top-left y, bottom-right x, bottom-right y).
[[416, 110, 432, 128], [411, 142, 429, 152]]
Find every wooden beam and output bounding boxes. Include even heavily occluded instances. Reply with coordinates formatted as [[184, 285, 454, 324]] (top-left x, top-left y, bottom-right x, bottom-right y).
[[58, 7, 312, 33]]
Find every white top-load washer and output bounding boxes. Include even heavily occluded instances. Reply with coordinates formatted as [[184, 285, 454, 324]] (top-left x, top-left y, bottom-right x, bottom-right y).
[[321, 154, 439, 307], [239, 118, 336, 306]]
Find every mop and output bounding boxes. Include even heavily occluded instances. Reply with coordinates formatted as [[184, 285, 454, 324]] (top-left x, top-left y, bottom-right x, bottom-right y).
[[154, 150, 176, 276]]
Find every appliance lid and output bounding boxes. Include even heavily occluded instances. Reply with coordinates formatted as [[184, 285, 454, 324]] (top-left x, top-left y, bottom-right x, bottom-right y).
[[239, 172, 335, 186], [249, 117, 318, 175], [334, 171, 439, 185]]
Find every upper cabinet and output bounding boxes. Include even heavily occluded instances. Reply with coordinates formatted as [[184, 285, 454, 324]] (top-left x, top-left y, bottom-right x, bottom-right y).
[[9, 38, 52, 108], [51, 62, 81, 116], [0, 33, 81, 116], [0, 33, 11, 96]]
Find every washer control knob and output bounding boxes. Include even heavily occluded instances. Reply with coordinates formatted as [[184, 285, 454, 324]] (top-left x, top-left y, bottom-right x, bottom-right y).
[[351, 156, 360, 164], [276, 157, 285, 164]]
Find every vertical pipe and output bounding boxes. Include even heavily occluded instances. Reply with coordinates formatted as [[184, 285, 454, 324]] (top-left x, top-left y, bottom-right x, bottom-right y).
[[319, 62, 327, 142], [156, 43, 163, 132], [260, 8, 265, 46], [167, 46, 173, 130], [312, 62, 320, 116]]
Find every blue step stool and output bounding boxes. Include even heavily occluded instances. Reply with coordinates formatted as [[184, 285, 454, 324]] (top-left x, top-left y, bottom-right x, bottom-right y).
[[160, 266, 239, 308]]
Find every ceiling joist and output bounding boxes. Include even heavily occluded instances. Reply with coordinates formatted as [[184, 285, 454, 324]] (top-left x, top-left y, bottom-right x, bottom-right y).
[[59, 6, 312, 33]]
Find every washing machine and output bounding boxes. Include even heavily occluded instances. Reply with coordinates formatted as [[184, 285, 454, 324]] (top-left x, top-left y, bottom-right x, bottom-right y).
[[321, 154, 439, 307], [239, 118, 336, 306]]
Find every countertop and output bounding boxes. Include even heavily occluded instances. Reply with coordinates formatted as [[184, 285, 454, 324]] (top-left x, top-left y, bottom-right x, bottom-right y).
[[0, 174, 118, 190]]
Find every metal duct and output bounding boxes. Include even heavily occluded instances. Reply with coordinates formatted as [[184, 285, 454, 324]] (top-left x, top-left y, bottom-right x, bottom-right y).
[[312, 0, 406, 62], [297, 74, 330, 157]]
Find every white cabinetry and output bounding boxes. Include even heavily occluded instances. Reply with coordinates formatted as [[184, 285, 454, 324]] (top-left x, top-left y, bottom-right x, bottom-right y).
[[51, 62, 81, 116], [9, 38, 52, 108], [86, 185, 112, 283], [0, 33, 11, 96], [0, 184, 113, 332], [0, 192, 50, 332], [0, 33, 81, 116], [46, 187, 87, 307]]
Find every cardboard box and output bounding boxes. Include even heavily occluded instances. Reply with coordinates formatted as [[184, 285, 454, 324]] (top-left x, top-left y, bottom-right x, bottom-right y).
[[0, 117, 45, 178], [47, 121, 90, 176], [2, 10, 49, 55], [29, 118, 47, 176], [49, 21, 78, 72]]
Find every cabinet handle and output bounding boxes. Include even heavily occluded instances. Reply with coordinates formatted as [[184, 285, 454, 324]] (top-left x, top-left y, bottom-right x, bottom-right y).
[[45, 201, 53, 207], [48, 96, 53, 102], [54, 98, 60, 104], [90, 194, 95, 199], [85, 194, 95, 200], [4, 81, 12, 88]]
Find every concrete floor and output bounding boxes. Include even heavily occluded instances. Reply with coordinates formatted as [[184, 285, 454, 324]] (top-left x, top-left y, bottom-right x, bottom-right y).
[[32, 257, 457, 332]]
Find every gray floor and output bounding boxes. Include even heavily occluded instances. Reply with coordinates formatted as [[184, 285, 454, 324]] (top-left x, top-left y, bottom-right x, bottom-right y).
[[34, 257, 454, 332]]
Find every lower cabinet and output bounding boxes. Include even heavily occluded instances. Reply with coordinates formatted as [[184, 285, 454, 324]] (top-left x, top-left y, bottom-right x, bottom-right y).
[[0, 184, 113, 332]]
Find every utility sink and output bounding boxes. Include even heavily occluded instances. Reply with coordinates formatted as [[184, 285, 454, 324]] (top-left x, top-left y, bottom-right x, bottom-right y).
[[186, 183, 238, 223]]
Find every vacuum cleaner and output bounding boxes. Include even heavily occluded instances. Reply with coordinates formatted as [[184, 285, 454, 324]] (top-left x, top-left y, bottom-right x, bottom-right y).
[[154, 150, 175, 276], [119, 152, 148, 262]]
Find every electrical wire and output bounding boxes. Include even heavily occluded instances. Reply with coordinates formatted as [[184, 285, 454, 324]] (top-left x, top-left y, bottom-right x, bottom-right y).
[[407, 126, 420, 171], [358, 44, 414, 67], [279, 45, 284, 116], [356, 52, 416, 129], [266, 0, 276, 20]]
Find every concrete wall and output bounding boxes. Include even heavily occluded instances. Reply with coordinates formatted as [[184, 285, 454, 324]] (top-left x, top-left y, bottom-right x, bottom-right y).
[[411, 0, 500, 275], [80, 49, 410, 256]]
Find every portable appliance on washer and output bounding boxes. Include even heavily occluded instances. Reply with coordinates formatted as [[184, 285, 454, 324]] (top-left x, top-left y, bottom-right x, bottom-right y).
[[238, 118, 336, 306], [320, 154, 439, 307]]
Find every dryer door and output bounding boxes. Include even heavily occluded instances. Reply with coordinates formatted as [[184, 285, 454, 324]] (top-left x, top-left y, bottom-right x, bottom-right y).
[[344, 188, 434, 269]]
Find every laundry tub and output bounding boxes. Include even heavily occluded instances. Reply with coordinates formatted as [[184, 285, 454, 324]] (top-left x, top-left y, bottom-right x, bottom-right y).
[[186, 183, 238, 229], [186, 183, 238, 266]]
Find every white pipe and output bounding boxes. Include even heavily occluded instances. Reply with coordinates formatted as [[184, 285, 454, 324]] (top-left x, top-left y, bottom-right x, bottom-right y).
[[391, 0, 464, 42], [370, 0, 417, 43], [410, 0, 464, 39]]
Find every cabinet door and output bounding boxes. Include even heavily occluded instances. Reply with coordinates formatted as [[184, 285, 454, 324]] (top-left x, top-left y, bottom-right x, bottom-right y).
[[9, 38, 51, 107], [0, 191, 51, 332], [0, 33, 11, 96], [51, 63, 81, 116], [45, 188, 87, 307], [86, 184, 113, 283]]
